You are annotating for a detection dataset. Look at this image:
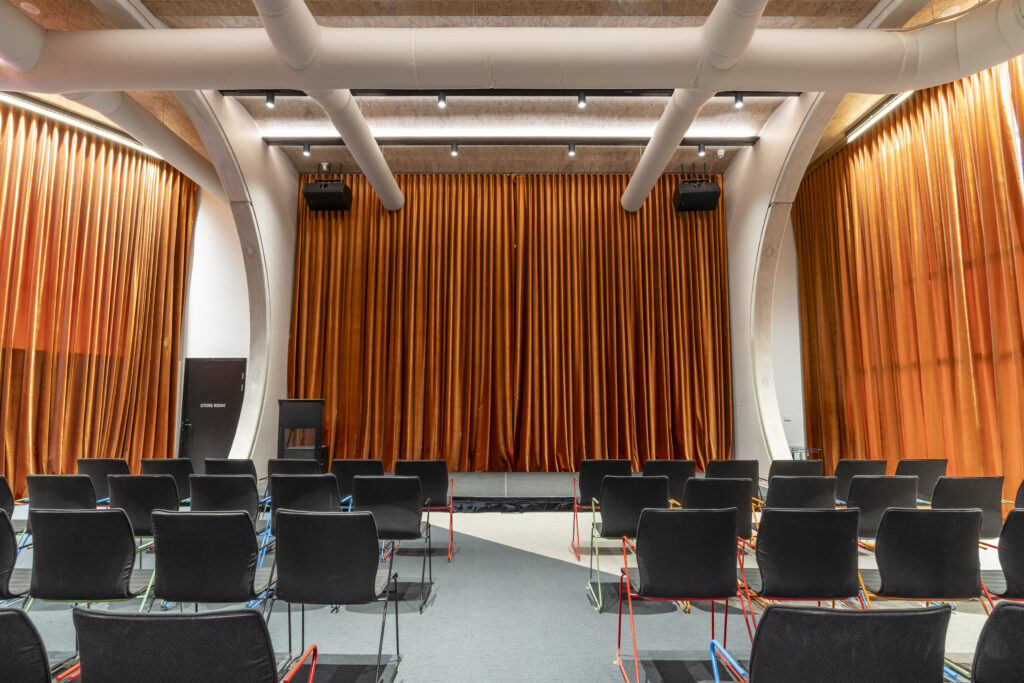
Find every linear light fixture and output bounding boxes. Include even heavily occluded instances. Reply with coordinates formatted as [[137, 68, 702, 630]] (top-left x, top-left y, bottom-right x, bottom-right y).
[[846, 91, 913, 143], [0, 92, 160, 158]]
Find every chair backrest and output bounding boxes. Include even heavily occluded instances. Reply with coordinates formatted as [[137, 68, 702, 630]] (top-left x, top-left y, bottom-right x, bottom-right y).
[[73, 607, 278, 683], [893, 458, 947, 502], [277, 398, 323, 461], [0, 474, 14, 518], [641, 460, 695, 503], [108, 475, 180, 536], [275, 510, 381, 605], [767, 459, 823, 482], [76, 458, 130, 501], [576, 459, 632, 505], [268, 474, 340, 533], [267, 458, 320, 476], [351, 475, 423, 540], [203, 458, 258, 478], [634, 508, 737, 599], [845, 475, 918, 538], [747, 604, 951, 682], [931, 476, 1004, 537], [997, 509, 1024, 599], [764, 476, 837, 509], [26, 474, 96, 532], [680, 477, 753, 540], [152, 511, 257, 603], [0, 510, 17, 599], [29, 508, 137, 601], [1016, 480, 1024, 509], [874, 507, 982, 599], [0, 608, 50, 683], [755, 508, 860, 599], [188, 475, 260, 519], [395, 459, 450, 507], [595, 476, 669, 539], [140, 459, 194, 501], [704, 459, 759, 502], [971, 602, 1024, 683], [833, 459, 887, 501], [330, 459, 385, 500]]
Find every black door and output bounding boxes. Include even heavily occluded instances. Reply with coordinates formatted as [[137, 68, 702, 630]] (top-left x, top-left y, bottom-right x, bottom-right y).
[[180, 358, 246, 472]]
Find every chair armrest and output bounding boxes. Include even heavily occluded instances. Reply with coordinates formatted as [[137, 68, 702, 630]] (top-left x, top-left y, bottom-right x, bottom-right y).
[[281, 644, 318, 683]]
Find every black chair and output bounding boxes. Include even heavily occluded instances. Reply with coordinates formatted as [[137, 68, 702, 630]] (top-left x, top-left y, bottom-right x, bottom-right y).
[[893, 458, 947, 503], [931, 475, 1004, 537], [77, 457, 130, 502], [571, 459, 632, 559], [274, 510, 399, 682], [25, 474, 96, 534], [766, 459, 823, 482], [0, 474, 14, 518], [268, 474, 340, 534], [189, 474, 260, 519], [587, 475, 669, 610], [970, 602, 1024, 682], [764, 476, 837, 509], [352, 475, 432, 612], [73, 607, 315, 683], [641, 459, 695, 505], [704, 459, 759, 505], [0, 608, 50, 683], [108, 474, 180, 538], [27, 508, 150, 607], [980, 509, 1024, 604], [833, 459, 887, 502], [710, 604, 951, 683], [267, 458, 321, 476], [204, 458, 258, 479], [152, 511, 272, 608], [1016, 480, 1024, 508], [845, 474, 918, 539], [0, 511, 29, 600], [140, 458, 194, 502], [861, 508, 983, 608], [395, 459, 455, 561], [740, 508, 862, 625], [330, 458, 384, 509], [617, 508, 747, 682], [680, 477, 753, 542]]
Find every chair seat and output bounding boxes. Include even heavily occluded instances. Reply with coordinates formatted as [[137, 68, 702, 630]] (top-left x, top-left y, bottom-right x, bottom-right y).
[[11, 518, 26, 534], [3, 568, 31, 598], [738, 567, 764, 594], [254, 568, 276, 595], [129, 569, 155, 596], [981, 570, 1016, 598], [379, 521, 429, 541], [254, 519, 268, 535], [374, 568, 392, 597], [859, 568, 881, 594]]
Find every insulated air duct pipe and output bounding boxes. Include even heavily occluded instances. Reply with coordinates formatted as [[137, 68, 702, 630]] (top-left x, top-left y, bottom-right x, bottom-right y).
[[250, 0, 403, 210], [63, 91, 225, 201]]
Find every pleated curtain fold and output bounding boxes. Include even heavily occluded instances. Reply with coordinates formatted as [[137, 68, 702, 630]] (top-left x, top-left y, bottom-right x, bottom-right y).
[[289, 173, 732, 473]]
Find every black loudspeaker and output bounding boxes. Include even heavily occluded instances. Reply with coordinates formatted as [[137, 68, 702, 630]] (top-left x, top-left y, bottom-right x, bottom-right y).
[[302, 180, 352, 211], [672, 180, 721, 212]]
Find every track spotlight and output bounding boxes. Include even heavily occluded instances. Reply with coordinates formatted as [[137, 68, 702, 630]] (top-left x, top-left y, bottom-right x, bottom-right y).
[[577, 94, 587, 109], [302, 143, 311, 157], [450, 144, 459, 157], [698, 143, 706, 157], [265, 93, 276, 109], [568, 143, 576, 157], [734, 93, 744, 109], [438, 94, 447, 109]]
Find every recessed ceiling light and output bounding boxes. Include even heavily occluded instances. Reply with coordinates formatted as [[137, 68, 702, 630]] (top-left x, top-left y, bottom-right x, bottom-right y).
[[19, 2, 41, 14]]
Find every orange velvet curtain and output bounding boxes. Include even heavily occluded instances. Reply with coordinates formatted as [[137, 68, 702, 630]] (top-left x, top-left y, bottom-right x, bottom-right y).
[[0, 100, 197, 496], [289, 173, 731, 472], [792, 57, 1024, 497]]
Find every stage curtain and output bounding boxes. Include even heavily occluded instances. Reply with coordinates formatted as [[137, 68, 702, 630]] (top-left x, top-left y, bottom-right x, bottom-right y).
[[792, 57, 1024, 497], [0, 100, 197, 496], [289, 173, 731, 472]]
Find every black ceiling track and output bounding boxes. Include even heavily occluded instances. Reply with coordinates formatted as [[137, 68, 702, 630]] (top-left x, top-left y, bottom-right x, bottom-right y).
[[223, 88, 800, 99], [264, 136, 759, 147]]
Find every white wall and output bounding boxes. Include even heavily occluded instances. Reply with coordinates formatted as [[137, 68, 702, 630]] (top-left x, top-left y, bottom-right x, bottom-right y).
[[771, 220, 806, 447], [184, 188, 250, 359]]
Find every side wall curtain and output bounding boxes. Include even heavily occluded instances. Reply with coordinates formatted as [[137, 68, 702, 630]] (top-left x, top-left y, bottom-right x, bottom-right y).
[[0, 101, 197, 496], [792, 57, 1024, 495], [289, 174, 731, 472]]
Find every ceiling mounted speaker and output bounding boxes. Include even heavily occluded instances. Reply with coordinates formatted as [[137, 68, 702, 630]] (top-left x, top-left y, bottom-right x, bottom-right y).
[[302, 180, 352, 211], [672, 180, 721, 212]]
